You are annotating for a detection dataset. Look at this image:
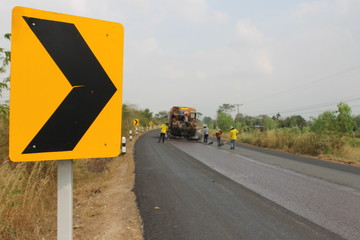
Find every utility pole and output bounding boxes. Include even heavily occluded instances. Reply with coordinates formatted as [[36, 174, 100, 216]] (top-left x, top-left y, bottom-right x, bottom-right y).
[[234, 104, 244, 126], [235, 104, 243, 116]]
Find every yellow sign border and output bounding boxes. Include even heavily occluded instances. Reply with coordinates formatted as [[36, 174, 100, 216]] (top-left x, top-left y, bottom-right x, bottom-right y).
[[9, 7, 124, 162]]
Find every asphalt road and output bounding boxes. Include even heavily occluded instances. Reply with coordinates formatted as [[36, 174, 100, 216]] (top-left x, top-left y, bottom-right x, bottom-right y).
[[134, 130, 359, 240]]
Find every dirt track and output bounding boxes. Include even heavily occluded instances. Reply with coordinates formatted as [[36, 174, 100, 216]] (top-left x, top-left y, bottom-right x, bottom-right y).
[[73, 138, 143, 240]]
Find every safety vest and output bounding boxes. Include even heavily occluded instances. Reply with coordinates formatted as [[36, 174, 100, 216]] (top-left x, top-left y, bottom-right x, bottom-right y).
[[160, 124, 168, 133], [230, 129, 239, 140]]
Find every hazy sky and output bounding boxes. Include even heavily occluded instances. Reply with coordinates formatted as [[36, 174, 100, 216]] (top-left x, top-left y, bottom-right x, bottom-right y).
[[1, 0, 360, 119]]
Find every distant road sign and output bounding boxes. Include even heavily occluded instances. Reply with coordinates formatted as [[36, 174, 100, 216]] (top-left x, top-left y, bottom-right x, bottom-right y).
[[9, 7, 124, 162], [149, 121, 153, 126], [134, 119, 140, 126]]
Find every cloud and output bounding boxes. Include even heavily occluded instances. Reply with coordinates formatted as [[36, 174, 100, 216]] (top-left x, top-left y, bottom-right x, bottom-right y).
[[138, 37, 159, 54], [171, 0, 209, 21], [235, 18, 264, 44], [158, 0, 229, 24], [294, 1, 329, 17], [232, 19, 274, 75], [293, 0, 358, 19], [213, 11, 230, 24], [69, 0, 90, 14], [256, 51, 274, 75]]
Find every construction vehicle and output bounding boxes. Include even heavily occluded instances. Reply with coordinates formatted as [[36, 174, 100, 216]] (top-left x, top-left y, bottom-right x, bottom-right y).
[[168, 106, 199, 139]]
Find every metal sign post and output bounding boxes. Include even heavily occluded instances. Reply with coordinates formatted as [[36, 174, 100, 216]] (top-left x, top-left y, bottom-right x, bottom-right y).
[[58, 160, 73, 240]]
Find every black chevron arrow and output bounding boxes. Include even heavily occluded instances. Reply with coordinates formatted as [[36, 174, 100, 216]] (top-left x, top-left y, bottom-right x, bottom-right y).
[[22, 17, 117, 154]]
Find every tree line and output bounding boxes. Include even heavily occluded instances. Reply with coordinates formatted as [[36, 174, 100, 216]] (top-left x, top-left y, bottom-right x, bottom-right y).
[[203, 103, 359, 138]]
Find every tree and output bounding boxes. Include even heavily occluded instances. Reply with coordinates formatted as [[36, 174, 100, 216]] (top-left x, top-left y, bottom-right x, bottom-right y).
[[272, 113, 281, 121], [216, 112, 234, 130], [310, 111, 337, 135], [353, 115, 360, 131], [141, 108, 153, 119], [154, 110, 168, 125], [336, 102, 355, 136], [0, 33, 11, 98], [283, 115, 307, 130], [310, 102, 354, 136], [235, 113, 248, 130], [138, 108, 153, 127], [203, 116, 213, 126], [155, 110, 168, 120], [217, 104, 235, 115], [0, 34, 11, 120], [122, 104, 138, 133], [260, 115, 276, 130], [235, 114, 256, 129]]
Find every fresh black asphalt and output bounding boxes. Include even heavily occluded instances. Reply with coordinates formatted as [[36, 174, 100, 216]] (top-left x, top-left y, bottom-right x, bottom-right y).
[[133, 131, 344, 240]]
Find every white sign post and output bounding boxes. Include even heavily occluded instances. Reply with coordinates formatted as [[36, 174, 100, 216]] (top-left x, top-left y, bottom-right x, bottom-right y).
[[57, 160, 73, 240]]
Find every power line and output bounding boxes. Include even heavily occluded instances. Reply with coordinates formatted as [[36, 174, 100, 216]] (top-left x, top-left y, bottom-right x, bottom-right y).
[[255, 95, 360, 113], [243, 66, 360, 104], [249, 95, 360, 117]]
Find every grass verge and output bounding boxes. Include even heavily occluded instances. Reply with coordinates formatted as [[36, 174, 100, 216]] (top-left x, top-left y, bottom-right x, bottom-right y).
[[1, 134, 143, 239]]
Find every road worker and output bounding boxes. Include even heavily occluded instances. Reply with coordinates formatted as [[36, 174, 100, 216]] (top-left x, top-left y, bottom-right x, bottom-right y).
[[203, 125, 209, 143], [158, 123, 169, 143], [215, 128, 223, 146], [229, 126, 239, 150]]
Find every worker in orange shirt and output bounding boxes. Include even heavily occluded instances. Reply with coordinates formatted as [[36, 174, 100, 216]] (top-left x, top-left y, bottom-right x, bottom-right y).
[[215, 128, 223, 146], [229, 126, 239, 150]]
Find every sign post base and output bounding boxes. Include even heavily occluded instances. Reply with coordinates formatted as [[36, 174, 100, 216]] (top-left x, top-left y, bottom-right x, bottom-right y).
[[58, 160, 73, 240]]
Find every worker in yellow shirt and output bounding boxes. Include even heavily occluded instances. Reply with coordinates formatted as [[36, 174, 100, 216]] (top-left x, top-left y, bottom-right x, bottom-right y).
[[229, 126, 239, 150], [158, 123, 169, 143]]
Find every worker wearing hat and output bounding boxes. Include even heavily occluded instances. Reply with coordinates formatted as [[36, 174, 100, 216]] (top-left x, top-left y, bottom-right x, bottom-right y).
[[158, 123, 169, 143], [215, 128, 223, 146], [203, 125, 209, 143]]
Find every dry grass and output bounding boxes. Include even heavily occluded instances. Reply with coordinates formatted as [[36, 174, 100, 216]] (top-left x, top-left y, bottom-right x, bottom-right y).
[[0, 160, 57, 239], [1, 118, 143, 240], [0, 117, 8, 163], [239, 129, 360, 167], [344, 145, 360, 160]]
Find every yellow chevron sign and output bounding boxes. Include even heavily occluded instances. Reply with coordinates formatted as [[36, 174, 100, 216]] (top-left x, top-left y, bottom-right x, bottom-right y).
[[134, 119, 140, 126], [10, 7, 124, 162]]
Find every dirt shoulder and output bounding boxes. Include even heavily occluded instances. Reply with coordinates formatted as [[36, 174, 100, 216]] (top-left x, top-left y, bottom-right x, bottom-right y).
[[73, 137, 143, 240]]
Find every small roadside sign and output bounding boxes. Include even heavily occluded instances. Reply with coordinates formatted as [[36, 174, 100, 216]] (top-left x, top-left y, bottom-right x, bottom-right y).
[[134, 119, 140, 126]]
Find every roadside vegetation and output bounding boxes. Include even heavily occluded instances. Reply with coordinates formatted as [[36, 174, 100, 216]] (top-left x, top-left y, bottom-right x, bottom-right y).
[[205, 103, 360, 165]]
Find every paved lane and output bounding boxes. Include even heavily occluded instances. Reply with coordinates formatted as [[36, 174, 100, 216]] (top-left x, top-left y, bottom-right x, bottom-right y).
[[134, 131, 344, 240], [172, 138, 360, 240]]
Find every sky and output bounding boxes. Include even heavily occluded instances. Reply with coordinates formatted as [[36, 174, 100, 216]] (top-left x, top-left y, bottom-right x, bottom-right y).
[[1, 0, 360, 120]]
